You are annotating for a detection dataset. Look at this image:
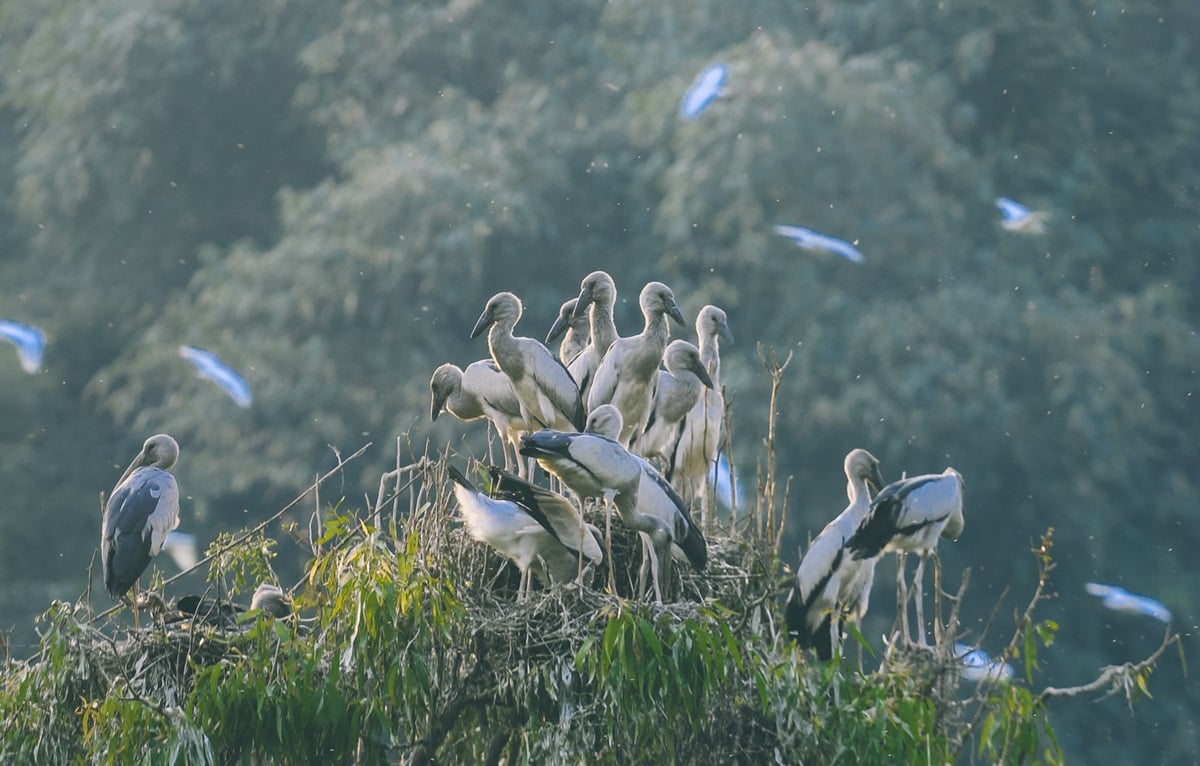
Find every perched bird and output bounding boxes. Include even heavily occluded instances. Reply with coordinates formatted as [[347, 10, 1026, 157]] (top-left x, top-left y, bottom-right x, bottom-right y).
[[251, 583, 295, 618], [995, 197, 1048, 234], [680, 62, 728, 120], [784, 449, 885, 660], [545, 297, 591, 367], [1085, 582, 1172, 624], [447, 464, 601, 596], [667, 305, 733, 514], [471, 292, 585, 432], [587, 282, 685, 444], [430, 360, 527, 472], [0, 318, 46, 373], [847, 467, 965, 647], [525, 413, 707, 603], [174, 594, 244, 630], [101, 434, 182, 601], [633, 339, 713, 462], [567, 271, 620, 404], [773, 224, 864, 264], [178, 345, 252, 408], [955, 643, 1014, 683]]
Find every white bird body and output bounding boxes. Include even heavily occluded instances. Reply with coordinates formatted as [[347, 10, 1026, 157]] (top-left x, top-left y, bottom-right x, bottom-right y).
[[774, 224, 864, 264], [995, 197, 1048, 234], [955, 643, 1014, 683], [0, 318, 46, 373], [1085, 582, 1172, 624], [430, 360, 527, 466], [251, 584, 294, 618], [471, 292, 585, 432], [667, 306, 732, 509], [545, 297, 591, 367], [162, 530, 199, 572], [785, 449, 884, 659], [448, 465, 601, 594], [587, 282, 685, 444], [178, 345, 252, 408], [634, 340, 713, 461], [680, 62, 728, 120], [102, 434, 182, 600], [568, 271, 619, 404]]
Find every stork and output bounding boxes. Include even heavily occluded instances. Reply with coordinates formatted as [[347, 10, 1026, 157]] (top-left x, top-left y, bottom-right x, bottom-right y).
[[847, 467, 965, 646], [783, 449, 884, 660], [470, 292, 585, 432], [567, 271, 619, 404], [633, 340, 713, 463], [101, 434, 182, 602], [430, 360, 527, 473], [545, 297, 591, 367], [587, 282, 685, 444], [447, 464, 601, 597]]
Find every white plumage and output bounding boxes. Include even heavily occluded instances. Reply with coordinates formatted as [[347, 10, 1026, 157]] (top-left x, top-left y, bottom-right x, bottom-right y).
[[430, 360, 527, 472]]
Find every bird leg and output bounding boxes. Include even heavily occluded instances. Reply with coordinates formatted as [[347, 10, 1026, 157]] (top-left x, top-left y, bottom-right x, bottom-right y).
[[912, 555, 929, 647], [602, 491, 617, 596], [895, 553, 910, 647], [932, 550, 944, 646]]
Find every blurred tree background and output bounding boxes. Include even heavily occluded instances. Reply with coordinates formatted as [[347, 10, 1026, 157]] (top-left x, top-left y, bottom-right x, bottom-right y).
[[0, 0, 1195, 761]]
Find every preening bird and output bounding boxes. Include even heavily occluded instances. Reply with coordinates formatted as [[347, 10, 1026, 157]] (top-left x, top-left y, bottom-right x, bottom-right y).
[[847, 467, 965, 646], [567, 271, 619, 404], [784, 449, 884, 660], [178, 345, 252, 408], [666, 305, 732, 514], [633, 339, 713, 462], [587, 282, 685, 444], [471, 292, 585, 432], [0, 318, 46, 373], [527, 408, 707, 602], [545, 297, 591, 367], [101, 434, 182, 602], [1084, 582, 1172, 624], [447, 464, 601, 596], [430, 360, 527, 472]]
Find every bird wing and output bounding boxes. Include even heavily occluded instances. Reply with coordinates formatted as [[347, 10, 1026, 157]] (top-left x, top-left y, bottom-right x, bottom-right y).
[[847, 475, 941, 559], [679, 62, 727, 119], [102, 468, 179, 597], [640, 462, 707, 570], [527, 341, 585, 430], [485, 466, 599, 563]]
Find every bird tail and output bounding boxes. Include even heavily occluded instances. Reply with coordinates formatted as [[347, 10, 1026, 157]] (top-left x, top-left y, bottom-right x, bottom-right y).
[[446, 464, 476, 493]]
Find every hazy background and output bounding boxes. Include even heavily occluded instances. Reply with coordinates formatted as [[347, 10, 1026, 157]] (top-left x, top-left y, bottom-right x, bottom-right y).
[[0, 1, 1196, 761]]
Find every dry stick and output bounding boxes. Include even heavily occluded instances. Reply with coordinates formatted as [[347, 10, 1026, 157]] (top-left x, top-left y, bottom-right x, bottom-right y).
[[757, 344, 793, 548], [89, 442, 372, 624], [1038, 628, 1179, 703]]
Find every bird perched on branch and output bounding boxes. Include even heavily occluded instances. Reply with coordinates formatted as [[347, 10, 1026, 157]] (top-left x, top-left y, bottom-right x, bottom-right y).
[[430, 360, 527, 473], [101, 434, 182, 602]]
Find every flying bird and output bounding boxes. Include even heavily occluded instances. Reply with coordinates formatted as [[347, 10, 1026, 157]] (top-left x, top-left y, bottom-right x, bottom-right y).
[[162, 530, 199, 572], [1085, 582, 1172, 624], [178, 345, 252, 408], [101, 434, 182, 601], [995, 197, 1048, 234], [0, 318, 46, 373], [955, 643, 1014, 683], [680, 62, 728, 120], [773, 224, 864, 264]]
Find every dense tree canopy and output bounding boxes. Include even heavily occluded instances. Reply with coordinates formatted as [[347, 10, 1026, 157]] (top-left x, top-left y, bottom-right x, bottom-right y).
[[0, 0, 1196, 761]]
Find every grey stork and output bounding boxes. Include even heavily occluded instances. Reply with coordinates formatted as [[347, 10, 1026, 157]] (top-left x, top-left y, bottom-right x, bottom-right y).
[[847, 467, 965, 646], [101, 434, 182, 602], [784, 449, 884, 660], [430, 360, 527, 473], [470, 292, 586, 432], [567, 271, 619, 404], [447, 464, 602, 596], [545, 297, 591, 367], [586, 282, 685, 445], [632, 340, 713, 463]]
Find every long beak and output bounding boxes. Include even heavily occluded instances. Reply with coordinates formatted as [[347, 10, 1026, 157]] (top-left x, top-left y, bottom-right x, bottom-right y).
[[572, 286, 594, 319], [117, 449, 150, 486], [546, 312, 570, 344], [667, 300, 685, 326], [718, 321, 734, 344], [689, 356, 714, 389], [866, 465, 886, 498], [430, 392, 446, 421], [469, 307, 493, 339]]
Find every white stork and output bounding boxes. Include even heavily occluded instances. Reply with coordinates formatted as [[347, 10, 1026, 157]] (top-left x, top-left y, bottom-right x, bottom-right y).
[[587, 282, 685, 445], [847, 467, 965, 646], [783, 449, 884, 659], [430, 360, 528, 473], [567, 270, 619, 404], [101, 434, 182, 602]]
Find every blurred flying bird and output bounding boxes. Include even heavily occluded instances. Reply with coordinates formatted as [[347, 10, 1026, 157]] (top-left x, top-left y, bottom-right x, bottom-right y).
[[0, 318, 46, 373], [710, 453, 743, 511], [955, 643, 1014, 683], [102, 434, 181, 601], [162, 530, 199, 572], [773, 224, 864, 264], [1085, 582, 1172, 624], [679, 62, 728, 120], [178, 345, 252, 408], [994, 197, 1048, 234]]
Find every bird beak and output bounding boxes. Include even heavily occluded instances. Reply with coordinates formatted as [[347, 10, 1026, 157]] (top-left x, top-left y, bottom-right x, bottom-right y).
[[667, 300, 685, 326], [718, 320, 734, 344], [689, 356, 714, 389], [572, 285, 594, 319], [545, 312, 569, 344], [430, 392, 446, 421], [469, 306, 493, 339], [117, 447, 151, 486], [866, 464, 885, 497]]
